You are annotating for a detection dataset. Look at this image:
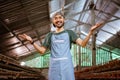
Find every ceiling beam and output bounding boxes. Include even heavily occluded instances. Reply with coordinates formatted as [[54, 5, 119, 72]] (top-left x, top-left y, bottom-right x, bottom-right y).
[[0, 18, 31, 53]]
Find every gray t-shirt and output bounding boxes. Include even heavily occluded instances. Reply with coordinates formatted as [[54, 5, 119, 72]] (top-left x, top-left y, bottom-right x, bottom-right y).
[[42, 30, 78, 49]]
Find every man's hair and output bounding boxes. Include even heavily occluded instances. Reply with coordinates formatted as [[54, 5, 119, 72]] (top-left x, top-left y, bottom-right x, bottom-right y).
[[52, 12, 65, 18]]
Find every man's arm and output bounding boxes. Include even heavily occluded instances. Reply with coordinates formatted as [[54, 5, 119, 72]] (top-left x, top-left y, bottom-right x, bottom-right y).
[[76, 31, 92, 47], [32, 43, 47, 54], [76, 22, 103, 47], [19, 34, 47, 55]]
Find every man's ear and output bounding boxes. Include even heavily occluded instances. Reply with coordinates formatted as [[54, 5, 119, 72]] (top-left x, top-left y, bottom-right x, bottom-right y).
[[64, 18, 66, 21]]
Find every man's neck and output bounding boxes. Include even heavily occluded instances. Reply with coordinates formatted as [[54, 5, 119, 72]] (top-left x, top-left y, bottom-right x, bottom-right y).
[[55, 27, 64, 33]]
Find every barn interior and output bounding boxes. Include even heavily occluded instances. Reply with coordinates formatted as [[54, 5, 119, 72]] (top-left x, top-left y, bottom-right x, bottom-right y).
[[0, 0, 120, 80]]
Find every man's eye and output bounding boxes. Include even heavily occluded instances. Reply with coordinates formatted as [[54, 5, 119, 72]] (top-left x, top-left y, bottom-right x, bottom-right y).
[[59, 17, 62, 19], [54, 17, 57, 20]]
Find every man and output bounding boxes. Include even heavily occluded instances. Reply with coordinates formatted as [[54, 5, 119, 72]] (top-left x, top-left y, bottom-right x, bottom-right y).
[[19, 12, 103, 80]]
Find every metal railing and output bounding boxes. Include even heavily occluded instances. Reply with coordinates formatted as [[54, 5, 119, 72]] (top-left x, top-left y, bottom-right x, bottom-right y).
[[23, 44, 119, 69]]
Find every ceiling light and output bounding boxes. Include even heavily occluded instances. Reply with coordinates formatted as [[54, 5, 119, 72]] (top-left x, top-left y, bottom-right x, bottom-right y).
[[20, 62, 25, 66]]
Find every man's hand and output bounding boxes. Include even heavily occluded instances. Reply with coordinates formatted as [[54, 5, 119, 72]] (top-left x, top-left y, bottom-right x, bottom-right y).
[[19, 34, 33, 43], [90, 22, 104, 33]]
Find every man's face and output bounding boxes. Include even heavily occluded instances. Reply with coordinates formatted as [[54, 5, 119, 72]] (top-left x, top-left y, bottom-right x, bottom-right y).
[[52, 14, 64, 28]]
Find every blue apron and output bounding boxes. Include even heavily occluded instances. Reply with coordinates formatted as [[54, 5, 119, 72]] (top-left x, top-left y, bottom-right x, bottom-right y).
[[48, 31, 75, 80]]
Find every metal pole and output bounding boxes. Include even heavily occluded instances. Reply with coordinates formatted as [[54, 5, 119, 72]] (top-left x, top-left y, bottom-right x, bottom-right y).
[[90, 1, 96, 66]]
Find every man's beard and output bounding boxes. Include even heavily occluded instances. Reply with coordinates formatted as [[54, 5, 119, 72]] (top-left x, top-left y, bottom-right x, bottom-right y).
[[53, 22, 64, 28]]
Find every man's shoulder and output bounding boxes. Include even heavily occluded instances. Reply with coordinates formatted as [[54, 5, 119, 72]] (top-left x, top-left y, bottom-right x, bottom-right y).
[[66, 29, 75, 34], [48, 31, 53, 35], [66, 29, 73, 31], [46, 32, 53, 37]]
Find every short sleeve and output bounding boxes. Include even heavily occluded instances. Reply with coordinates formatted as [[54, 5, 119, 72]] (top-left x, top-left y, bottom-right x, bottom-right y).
[[42, 32, 52, 49], [67, 30, 79, 43]]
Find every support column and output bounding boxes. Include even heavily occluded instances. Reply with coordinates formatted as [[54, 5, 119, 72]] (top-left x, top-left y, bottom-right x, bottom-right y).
[[78, 31, 81, 71], [90, 1, 97, 66], [92, 33, 97, 66]]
